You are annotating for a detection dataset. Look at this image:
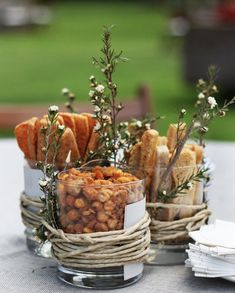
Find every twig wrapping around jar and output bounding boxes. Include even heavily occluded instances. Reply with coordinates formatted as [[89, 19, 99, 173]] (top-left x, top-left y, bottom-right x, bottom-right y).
[[20, 193, 44, 229], [42, 211, 151, 268], [147, 202, 211, 242]]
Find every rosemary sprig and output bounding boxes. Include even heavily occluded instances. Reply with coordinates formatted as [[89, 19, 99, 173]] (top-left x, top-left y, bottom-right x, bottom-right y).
[[158, 167, 209, 203]]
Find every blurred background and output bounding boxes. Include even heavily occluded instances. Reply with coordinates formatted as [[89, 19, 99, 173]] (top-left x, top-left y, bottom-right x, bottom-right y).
[[0, 0, 234, 140]]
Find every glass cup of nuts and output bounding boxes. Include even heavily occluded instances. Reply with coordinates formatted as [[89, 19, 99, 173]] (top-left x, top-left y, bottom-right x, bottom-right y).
[[56, 165, 146, 289]]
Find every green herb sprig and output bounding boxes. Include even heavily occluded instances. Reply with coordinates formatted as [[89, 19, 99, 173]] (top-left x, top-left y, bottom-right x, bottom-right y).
[[88, 26, 127, 165], [36, 105, 64, 242], [158, 167, 209, 203]]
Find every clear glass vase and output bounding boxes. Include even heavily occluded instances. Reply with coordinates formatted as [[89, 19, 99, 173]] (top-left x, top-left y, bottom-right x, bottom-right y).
[[146, 164, 209, 265], [22, 161, 45, 256], [56, 166, 146, 289]]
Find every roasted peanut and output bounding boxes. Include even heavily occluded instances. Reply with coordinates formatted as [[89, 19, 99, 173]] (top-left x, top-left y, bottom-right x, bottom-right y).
[[66, 181, 81, 195], [83, 187, 99, 200], [97, 211, 109, 222], [91, 201, 103, 211], [107, 218, 118, 230], [66, 195, 76, 207], [94, 169, 104, 180], [60, 215, 70, 228], [64, 224, 74, 233], [97, 189, 112, 202], [116, 222, 123, 230], [95, 222, 109, 232], [81, 214, 95, 225], [82, 208, 95, 216], [74, 223, 83, 233], [104, 200, 115, 211], [74, 198, 87, 209], [83, 227, 94, 233], [86, 219, 96, 229], [67, 209, 79, 221]]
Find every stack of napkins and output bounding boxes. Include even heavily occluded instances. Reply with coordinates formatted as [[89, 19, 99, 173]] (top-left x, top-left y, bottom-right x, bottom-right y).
[[186, 220, 235, 281]]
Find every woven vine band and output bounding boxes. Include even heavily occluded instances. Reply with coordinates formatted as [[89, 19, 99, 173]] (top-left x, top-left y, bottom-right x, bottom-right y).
[[147, 202, 211, 242], [20, 193, 44, 230], [42, 211, 151, 269]]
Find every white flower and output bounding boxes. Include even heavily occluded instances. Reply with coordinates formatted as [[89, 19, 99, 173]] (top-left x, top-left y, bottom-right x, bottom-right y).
[[61, 88, 69, 95], [136, 121, 142, 128], [65, 150, 71, 164], [94, 122, 101, 131], [89, 90, 95, 98], [181, 108, 186, 115], [198, 92, 205, 99], [58, 124, 65, 131], [125, 130, 130, 137], [203, 113, 210, 120], [145, 123, 151, 130], [198, 79, 205, 86], [89, 75, 95, 81], [102, 115, 110, 121], [39, 179, 48, 188], [212, 85, 218, 92], [186, 182, 193, 190], [162, 190, 167, 195], [207, 96, 217, 109], [95, 84, 105, 93], [48, 105, 59, 113], [194, 121, 201, 128], [200, 126, 208, 133], [94, 106, 101, 113]]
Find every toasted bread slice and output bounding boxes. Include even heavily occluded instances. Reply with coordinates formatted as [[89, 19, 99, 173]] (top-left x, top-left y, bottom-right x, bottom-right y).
[[192, 144, 204, 164], [185, 144, 204, 165], [128, 142, 142, 170], [81, 113, 96, 137], [73, 114, 90, 158], [60, 112, 76, 135], [36, 118, 48, 162], [56, 128, 80, 168], [157, 136, 167, 146], [43, 114, 64, 125], [27, 117, 38, 161], [14, 120, 30, 159], [171, 148, 197, 206], [172, 148, 196, 185], [151, 145, 171, 199], [140, 130, 159, 200], [167, 123, 186, 152], [86, 132, 99, 155]]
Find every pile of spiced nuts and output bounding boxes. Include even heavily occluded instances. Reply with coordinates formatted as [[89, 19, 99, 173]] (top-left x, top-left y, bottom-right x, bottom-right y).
[[57, 166, 144, 234]]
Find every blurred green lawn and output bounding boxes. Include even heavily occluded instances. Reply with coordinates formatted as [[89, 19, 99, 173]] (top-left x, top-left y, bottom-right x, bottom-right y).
[[0, 2, 234, 140]]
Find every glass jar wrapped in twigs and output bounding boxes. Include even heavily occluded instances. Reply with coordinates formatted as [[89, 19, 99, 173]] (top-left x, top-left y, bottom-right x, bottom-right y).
[[50, 166, 150, 289], [127, 129, 211, 265]]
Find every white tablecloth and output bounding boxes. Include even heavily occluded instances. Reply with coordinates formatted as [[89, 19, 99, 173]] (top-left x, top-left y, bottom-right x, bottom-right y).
[[1, 139, 235, 292]]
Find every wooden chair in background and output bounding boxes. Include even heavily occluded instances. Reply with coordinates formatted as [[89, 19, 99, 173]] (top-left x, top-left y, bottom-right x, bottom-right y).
[[0, 85, 152, 130]]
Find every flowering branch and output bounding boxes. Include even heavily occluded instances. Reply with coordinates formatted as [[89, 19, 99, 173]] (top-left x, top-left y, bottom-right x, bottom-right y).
[[88, 26, 127, 165], [158, 167, 209, 203], [61, 88, 78, 113], [193, 65, 235, 146], [36, 105, 64, 242]]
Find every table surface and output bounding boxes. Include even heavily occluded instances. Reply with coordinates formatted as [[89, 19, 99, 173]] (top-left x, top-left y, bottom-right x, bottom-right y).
[[1, 139, 235, 293]]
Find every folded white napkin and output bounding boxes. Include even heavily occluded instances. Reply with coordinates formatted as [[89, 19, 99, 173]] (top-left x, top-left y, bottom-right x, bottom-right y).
[[189, 220, 235, 249], [186, 219, 235, 279]]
